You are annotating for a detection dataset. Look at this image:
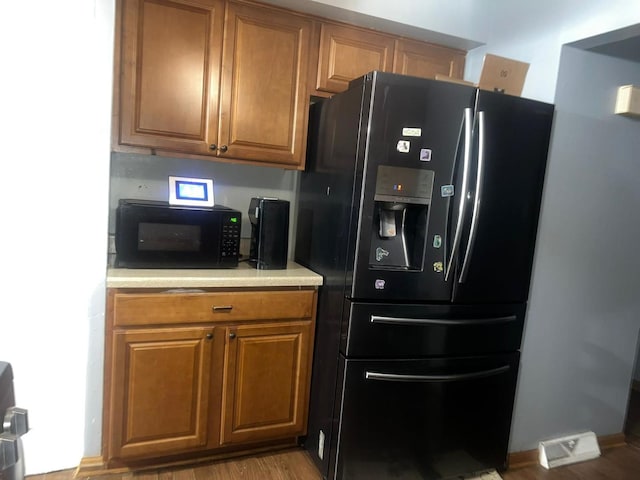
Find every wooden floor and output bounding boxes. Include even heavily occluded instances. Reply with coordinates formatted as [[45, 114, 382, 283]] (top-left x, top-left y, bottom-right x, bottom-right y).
[[28, 442, 640, 480], [31, 449, 322, 480]]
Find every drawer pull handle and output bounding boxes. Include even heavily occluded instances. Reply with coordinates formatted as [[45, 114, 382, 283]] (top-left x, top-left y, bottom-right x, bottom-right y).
[[212, 305, 233, 312], [229, 332, 237, 339], [206, 333, 213, 340]]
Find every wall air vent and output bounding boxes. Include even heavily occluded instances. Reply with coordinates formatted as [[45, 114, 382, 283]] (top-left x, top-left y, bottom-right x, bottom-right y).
[[538, 431, 601, 469]]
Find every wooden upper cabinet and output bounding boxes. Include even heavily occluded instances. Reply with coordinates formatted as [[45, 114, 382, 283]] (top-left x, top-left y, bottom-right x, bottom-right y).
[[218, 2, 311, 168], [118, 0, 224, 155], [107, 327, 216, 460], [392, 38, 465, 80], [315, 22, 395, 94], [220, 321, 313, 445], [114, 0, 466, 167], [116, 0, 311, 168]]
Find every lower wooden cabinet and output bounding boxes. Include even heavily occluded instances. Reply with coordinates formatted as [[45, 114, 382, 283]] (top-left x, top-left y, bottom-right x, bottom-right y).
[[221, 321, 312, 445], [107, 327, 217, 459], [103, 288, 317, 465]]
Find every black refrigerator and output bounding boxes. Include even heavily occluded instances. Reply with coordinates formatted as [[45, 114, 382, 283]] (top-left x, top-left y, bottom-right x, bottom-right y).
[[295, 71, 554, 480]]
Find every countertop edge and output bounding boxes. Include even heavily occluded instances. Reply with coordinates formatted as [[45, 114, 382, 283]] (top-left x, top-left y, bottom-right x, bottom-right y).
[[106, 262, 323, 289]]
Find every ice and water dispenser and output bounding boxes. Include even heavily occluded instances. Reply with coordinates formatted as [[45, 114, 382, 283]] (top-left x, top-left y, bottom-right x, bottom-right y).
[[369, 165, 434, 270]]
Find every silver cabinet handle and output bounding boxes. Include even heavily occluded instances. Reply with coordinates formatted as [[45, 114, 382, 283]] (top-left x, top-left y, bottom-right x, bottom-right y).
[[370, 314, 517, 326], [365, 365, 510, 383], [445, 107, 473, 281], [0, 434, 19, 469], [3, 407, 28, 436], [212, 305, 233, 312], [459, 110, 486, 283]]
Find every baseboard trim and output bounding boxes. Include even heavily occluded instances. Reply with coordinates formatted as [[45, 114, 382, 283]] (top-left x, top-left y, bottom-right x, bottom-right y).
[[74, 456, 106, 477], [507, 432, 627, 469]]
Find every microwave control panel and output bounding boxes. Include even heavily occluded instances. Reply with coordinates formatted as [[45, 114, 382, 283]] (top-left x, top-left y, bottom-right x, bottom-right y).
[[221, 216, 241, 260]]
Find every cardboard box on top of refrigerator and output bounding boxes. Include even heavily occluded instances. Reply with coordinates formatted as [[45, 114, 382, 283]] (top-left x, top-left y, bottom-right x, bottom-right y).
[[478, 54, 529, 96], [435, 54, 530, 97]]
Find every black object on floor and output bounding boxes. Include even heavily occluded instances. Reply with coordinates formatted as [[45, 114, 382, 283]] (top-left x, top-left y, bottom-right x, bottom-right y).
[[0, 362, 29, 480]]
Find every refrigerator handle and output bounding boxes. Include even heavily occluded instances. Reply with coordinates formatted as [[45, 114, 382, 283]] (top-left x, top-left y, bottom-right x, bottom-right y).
[[370, 314, 517, 326], [365, 365, 510, 383], [445, 107, 473, 282], [459, 110, 486, 283]]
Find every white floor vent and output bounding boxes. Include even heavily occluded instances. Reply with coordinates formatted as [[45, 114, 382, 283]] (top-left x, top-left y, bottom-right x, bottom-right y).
[[538, 431, 601, 469]]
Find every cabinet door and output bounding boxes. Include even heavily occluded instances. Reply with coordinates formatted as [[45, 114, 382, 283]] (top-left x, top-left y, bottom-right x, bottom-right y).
[[218, 2, 311, 168], [315, 23, 395, 94], [393, 38, 466, 80], [108, 327, 215, 460], [118, 0, 224, 155], [221, 321, 313, 445]]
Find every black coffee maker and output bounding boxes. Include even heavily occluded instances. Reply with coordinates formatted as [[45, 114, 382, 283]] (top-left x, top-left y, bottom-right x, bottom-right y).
[[248, 198, 289, 269]]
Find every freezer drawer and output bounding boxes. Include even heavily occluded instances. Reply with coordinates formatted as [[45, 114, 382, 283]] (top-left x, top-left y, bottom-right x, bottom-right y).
[[342, 301, 525, 357], [330, 353, 519, 480]]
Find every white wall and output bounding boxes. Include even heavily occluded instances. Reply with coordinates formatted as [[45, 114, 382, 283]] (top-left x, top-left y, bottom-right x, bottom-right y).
[[0, 0, 114, 474], [463, 1, 640, 102], [510, 47, 640, 450], [3, 0, 640, 475]]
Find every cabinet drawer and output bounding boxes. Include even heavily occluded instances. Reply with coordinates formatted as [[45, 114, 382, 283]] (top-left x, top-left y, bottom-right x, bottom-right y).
[[112, 290, 315, 326]]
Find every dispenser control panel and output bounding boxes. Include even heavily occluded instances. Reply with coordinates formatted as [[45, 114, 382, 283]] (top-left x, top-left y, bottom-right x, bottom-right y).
[[373, 165, 434, 205]]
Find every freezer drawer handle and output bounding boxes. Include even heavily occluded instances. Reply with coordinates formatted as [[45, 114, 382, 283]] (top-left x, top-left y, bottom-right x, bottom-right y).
[[365, 365, 510, 383], [369, 314, 517, 326]]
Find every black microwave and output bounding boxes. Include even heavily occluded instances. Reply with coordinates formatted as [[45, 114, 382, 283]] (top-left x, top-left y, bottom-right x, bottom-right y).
[[115, 199, 241, 268]]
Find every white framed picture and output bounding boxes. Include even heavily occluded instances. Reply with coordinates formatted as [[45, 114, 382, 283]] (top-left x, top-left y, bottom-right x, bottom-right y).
[[168, 176, 214, 207]]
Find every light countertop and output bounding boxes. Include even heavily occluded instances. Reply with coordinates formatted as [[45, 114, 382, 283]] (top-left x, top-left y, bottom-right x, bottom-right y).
[[107, 261, 323, 289]]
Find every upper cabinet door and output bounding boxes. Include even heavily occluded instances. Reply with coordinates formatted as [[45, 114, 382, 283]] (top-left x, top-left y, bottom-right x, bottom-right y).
[[392, 38, 466, 80], [119, 0, 224, 155], [316, 23, 395, 94], [218, 2, 312, 168]]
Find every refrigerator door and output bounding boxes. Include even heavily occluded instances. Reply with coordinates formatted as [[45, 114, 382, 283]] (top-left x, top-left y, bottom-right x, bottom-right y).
[[453, 91, 554, 304], [349, 72, 476, 302], [332, 353, 520, 480]]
